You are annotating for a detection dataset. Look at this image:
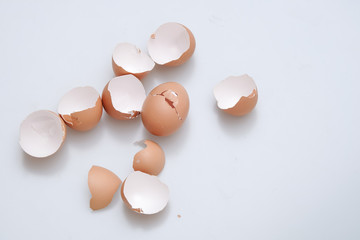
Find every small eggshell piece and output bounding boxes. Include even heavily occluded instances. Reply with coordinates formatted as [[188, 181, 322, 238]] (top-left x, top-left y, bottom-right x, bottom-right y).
[[148, 22, 196, 66], [58, 86, 103, 131], [121, 171, 169, 214], [88, 166, 122, 211], [213, 74, 258, 116], [133, 140, 165, 175], [112, 42, 155, 79], [102, 75, 146, 120], [141, 82, 190, 136], [19, 110, 66, 158]]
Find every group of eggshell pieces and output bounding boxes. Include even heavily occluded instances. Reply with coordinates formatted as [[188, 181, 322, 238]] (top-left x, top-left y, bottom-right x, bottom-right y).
[[19, 22, 258, 215]]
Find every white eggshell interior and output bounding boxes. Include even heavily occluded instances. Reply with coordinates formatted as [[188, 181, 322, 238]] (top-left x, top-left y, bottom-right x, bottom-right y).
[[113, 43, 155, 74], [19, 110, 65, 158], [148, 23, 190, 65], [108, 75, 146, 115], [123, 171, 169, 214], [213, 74, 257, 109], [58, 86, 99, 115]]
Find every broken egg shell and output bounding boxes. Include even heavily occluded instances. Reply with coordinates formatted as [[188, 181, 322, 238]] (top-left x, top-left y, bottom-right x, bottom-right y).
[[88, 165, 122, 211], [214, 75, 258, 116], [19, 110, 66, 158], [133, 140, 165, 175], [141, 82, 190, 136], [148, 22, 196, 67], [121, 171, 169, 215], [112, 42, 155, 80], [102, 75, 146, 120], [58, 86, 103, 131]]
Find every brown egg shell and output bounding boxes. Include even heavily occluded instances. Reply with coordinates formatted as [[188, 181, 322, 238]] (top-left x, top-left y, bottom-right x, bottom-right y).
[[164, 25, 196, 67], [141, 82, 190, 136], [224, 89, 258, 116], [102, 81, 138, 120], [88, 166, 122, 211], [120, 171, 169, 215], [19, 110, 67, 158], [112, 58, 150, 80], [60, 97, 103, 131], [133, 140, 165, 175]]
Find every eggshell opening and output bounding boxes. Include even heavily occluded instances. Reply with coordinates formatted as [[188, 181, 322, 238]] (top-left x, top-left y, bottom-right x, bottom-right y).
[[112, 42, 155, 79], [133, 140, 165, 175], [19, 110, 66, 158], [58, 86, 102, 131], [88, 166, 122, 211], [102, 75, 146, 120], [121, 171, 169, 214], [148, 22, 195, 66], [213, 74, 258, 116]]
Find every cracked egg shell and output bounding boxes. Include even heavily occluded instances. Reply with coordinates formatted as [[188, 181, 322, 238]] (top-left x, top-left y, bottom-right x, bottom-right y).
[[148, 22, 195, 66], [19, 110, 66, 158], [102, 75, 146, 120], [112, 42, 155, 80], [141, 82, 189, 136], [133, 140, 165, 175], [88, 166, 122, 211], [58, 86, 102, 131], [121, 171, 169, 215], [214, 74, 258, 116]]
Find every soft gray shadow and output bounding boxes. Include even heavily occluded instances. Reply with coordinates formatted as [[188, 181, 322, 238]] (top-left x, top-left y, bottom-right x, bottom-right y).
[[102, 114, 142, 143], [22, 144, 69, 175], [145, 56, 196, 84], [215, 104, 258, 137], [122, 202, 170, 229], [140, 117, 191, 158], [65, 120, 106, 149]]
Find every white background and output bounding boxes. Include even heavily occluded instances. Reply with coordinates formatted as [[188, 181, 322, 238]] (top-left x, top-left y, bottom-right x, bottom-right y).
[[1, 0, 359, 239]]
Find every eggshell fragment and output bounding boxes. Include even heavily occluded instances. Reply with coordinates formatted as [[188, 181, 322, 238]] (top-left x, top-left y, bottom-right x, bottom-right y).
[[148, 22, 196, 66], [133, 140, 165, 175], [88, 166, 122, 211], [102, 75, 146, 120], [121, 171, 169, 214], [213, 74, 258, 116], [19, 110, 66, 158], [112, 42, 155, 79], [58, 86, 102, 131], [141, 82, 190, 136]]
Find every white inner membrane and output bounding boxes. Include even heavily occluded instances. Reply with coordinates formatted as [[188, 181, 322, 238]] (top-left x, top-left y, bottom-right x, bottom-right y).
[[113, 42, 155, 73], [123, 171, 169, 214], [108, 75, 146, 114], [213, 75, 257, 109], [148, 23, 190, 64], [19, 110, 65, 158], [58, 86, 99, 115]]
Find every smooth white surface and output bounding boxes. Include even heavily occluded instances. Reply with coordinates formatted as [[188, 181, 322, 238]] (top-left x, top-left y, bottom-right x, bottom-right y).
[[123, 171, 169, 215], [19, 110, 65, 158], [1, 0, 360, 239], [108, 75, 146, 113], [214, 74, 257, 109], [58, 86, 99, 115], [113, 42, 155, 73], [148, 22, 190, 64]]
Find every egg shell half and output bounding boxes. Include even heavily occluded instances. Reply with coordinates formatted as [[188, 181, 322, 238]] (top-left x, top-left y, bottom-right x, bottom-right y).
[[58, 86, 103, 131], [148, 22, 196, 66], [19, 110, 66, 158], [88, 165, 122, 211], [214, 74, 258, 116], [133, 140, 165, 175]]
